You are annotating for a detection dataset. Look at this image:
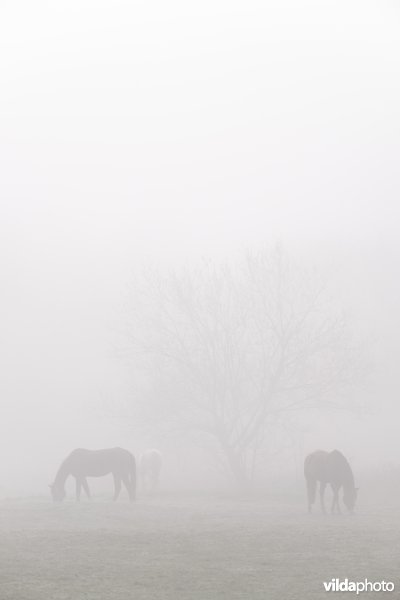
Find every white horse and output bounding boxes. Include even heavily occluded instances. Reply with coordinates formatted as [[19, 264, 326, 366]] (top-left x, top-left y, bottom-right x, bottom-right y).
[[139, 449, 162, 492]]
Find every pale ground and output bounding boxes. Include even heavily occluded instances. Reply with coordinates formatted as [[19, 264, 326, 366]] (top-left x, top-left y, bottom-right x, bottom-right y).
[[0, 492, 399, 600]]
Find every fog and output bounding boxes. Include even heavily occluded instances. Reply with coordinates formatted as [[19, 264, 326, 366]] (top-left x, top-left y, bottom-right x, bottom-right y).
[[1, 0, 400, 497], [3, 3, 400, 599]]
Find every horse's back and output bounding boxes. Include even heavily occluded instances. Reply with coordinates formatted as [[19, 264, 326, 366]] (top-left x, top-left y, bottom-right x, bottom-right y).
[[140, 449, 162, 469], [66, 447, 135, 476], [328, 449, 348, 467], [326, 449, 353, 484], [304, 450, 329, 481], [304, 449, 352, 484]]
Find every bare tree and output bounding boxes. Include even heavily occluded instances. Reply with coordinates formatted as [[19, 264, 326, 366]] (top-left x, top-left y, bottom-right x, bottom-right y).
[[124, 247, 365, 488]]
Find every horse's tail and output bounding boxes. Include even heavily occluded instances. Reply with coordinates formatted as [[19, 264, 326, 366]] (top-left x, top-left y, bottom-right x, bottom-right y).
[[128, 452, 136, 501]]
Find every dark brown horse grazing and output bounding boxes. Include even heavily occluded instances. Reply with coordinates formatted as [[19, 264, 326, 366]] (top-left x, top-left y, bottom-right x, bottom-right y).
[[304, 450, 358, 514], [50, 447, 136, 502]]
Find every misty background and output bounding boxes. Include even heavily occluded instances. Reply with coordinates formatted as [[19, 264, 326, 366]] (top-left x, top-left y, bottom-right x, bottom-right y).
[[1, 0, 400, 496]]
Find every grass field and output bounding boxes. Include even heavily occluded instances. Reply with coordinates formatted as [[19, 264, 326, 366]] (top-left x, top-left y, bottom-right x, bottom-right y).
[[0, 492, 398, 599]]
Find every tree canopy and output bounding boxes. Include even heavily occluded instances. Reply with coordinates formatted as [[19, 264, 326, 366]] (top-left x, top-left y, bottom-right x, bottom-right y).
[[125, 248, 365, 486]]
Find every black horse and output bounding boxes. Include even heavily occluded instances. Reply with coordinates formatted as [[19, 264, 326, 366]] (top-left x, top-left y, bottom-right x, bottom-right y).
[[50, 447, 136, 502], [304, 449, 358, 514]]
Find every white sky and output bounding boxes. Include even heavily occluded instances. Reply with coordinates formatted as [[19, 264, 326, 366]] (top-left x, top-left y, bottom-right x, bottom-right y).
[[1, 0, 400, 490]]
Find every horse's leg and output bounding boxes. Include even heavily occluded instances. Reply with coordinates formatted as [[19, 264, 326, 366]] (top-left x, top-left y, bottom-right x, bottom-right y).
[[82, 478, 91, 500], [320, 482, 327, 514], [152, 470, 159, 491], [76, 478, 81, 502], [122, 474, 134, 502], [331, 486, 341, 514], [306, 477, 316, 513], [336, 489, 341, 515], [331, 490, 336, 514], [113, 474, 122, 501]]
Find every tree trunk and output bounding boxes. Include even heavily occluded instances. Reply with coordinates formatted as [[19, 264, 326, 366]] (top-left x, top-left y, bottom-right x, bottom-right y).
[[220, 437, 251, 490]]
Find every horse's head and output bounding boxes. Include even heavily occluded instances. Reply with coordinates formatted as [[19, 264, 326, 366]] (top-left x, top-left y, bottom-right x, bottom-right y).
[[49, 483, 66, 503], [343, 487, 358, 513]]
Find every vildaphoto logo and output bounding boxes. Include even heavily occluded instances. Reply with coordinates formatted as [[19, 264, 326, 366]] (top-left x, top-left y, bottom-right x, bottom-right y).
[[323, 579, 395, 594]]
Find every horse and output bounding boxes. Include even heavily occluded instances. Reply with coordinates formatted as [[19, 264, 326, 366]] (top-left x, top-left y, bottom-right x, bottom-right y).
[[139, 449, 162, 492], [304, 449, 358, 514], [50, 447, 136, 502]]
